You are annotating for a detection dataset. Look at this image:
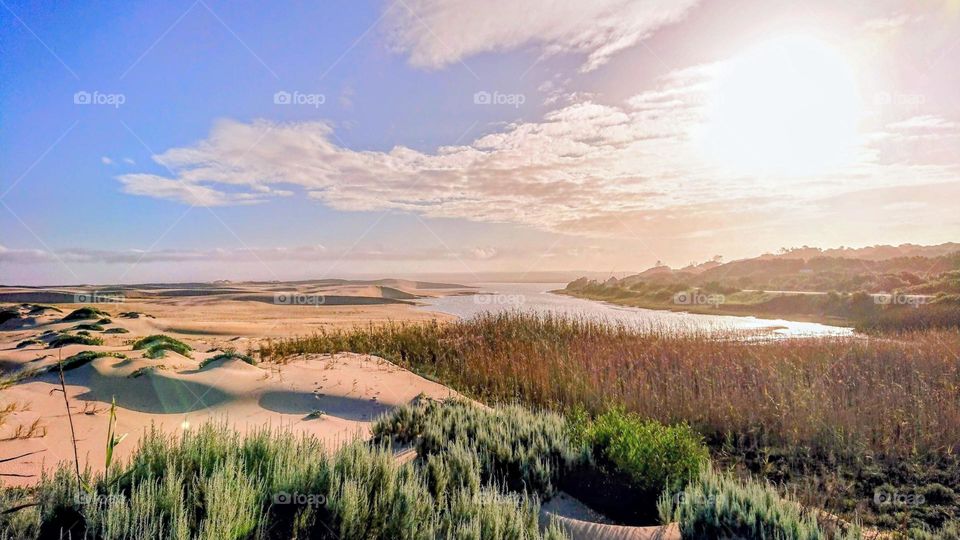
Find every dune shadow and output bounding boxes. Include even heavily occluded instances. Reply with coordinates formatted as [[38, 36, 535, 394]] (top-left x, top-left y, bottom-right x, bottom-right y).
[[77, 373, 232, 414], [258, 391, 391, 421]]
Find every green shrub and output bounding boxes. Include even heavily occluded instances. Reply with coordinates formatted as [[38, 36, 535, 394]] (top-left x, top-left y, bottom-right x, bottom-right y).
[[0, 422, 566, 540], [132, 334, 192, 359], [0, 310, 20, 325], [199, 351, 257, 369], [373, 399, 582, 496], [72, 323, 104, 331], [15, 338, 42, 349], [48, 334, 104, 348], [104, 327, 130, 334], [58, 350, 126, 371], [660, 467, 861, 540], [62, 306, 110, 321], [582, 408, 708, 495]]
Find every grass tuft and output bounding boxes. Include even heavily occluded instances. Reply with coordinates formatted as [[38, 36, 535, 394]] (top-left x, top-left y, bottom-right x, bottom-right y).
[[132, 334, 192, 359]]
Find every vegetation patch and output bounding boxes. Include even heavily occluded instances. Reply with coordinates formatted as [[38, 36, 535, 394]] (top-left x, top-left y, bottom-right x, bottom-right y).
[[26, 304, 62, 315], [48, 333, 104, 348], [374, 399, 709, 525], [103, 327, 129, 334], [15, 338, 42, 349], [659, 467, 861, 540], [132, 334, 192, 359], [61, 306, 110, 321], [128, 365, 168, 378], [0, 422, 567, 540], [262, 312, 960, 533], [72, 323, 105, 332], [57, 350, 126, 372], [198, 351, 257, 369]]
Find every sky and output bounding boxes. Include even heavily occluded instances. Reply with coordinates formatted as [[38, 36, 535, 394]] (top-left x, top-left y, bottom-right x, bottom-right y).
[[1, 0, 959, 285]]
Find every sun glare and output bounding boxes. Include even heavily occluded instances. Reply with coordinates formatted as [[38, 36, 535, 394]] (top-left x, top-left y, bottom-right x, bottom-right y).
[[704, 35, 863, 178]]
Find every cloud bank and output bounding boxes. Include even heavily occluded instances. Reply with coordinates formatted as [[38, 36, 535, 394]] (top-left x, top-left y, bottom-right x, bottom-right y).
[[117, 63, 959, 239], [384, 0, 700, 72]]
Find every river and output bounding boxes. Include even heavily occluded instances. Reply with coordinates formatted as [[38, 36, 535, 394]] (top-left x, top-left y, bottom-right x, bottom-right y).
[[415, 282, 853, 338]]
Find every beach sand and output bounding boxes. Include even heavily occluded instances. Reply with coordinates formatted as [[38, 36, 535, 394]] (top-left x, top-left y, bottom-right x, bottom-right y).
[[0, 280, 468, 485]]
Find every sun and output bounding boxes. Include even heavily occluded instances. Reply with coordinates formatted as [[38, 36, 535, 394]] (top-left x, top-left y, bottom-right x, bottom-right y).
[[703, 34, 863, 178]]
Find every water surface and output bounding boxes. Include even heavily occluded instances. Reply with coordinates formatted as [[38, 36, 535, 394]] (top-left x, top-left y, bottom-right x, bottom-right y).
[[416, 282, 853, 338]]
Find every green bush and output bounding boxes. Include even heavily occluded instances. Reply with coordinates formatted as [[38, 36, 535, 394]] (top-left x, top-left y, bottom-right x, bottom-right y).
[[48, 334, 104, 348], [72, 323, 104, 331], [660, 467, 861, 540], [581, 408, 708, 495], [0, 422, 567, 540], [373, 399, 582, 496], [199, 351, 257, 369], [57, 350, 126, 371], [61, 306, 110, 321], [132, 334, 192, 359], [15, 338, 42, 349]]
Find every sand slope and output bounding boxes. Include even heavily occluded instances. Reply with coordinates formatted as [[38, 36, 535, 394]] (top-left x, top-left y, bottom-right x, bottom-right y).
[[0, 284, 467, 486]]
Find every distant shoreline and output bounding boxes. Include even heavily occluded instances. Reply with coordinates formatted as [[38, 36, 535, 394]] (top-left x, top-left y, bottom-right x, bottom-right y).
[[553, 288, 854, 327]]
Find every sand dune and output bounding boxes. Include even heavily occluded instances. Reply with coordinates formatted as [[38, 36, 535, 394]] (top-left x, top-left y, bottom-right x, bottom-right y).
[[0, 283, 468, 486]]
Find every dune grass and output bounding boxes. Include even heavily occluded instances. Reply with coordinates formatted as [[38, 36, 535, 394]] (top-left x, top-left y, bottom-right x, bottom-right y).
[[103, 327, 129, 334], [48, 334, 104, 348], [258, 312, 960, 532], [659, 468, 861, 540], [15, 339, 42, 349], [57, 350, 126, 372], [374, 399, 710, 524], [61, 307, 110, 322], [198, 351, 257, 369], [71, 323, 105, 332], [0, 422, 568, 540], [132, 334, 192, 359]]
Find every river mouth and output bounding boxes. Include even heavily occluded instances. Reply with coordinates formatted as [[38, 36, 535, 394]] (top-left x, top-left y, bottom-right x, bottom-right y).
[[415, 282, 854, 339]]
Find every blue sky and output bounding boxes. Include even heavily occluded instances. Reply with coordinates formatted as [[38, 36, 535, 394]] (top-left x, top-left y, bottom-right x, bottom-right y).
[[2, 0, 959, 284]]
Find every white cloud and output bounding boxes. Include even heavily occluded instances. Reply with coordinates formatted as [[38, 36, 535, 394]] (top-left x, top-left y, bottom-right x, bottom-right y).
[[117, 64, 960, 238], [101, 156, 113, 165], [385, 0, 699, 72]]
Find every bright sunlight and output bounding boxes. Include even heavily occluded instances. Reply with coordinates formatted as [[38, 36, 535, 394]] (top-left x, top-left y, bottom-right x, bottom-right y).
[[705, 34, 863, 177]]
